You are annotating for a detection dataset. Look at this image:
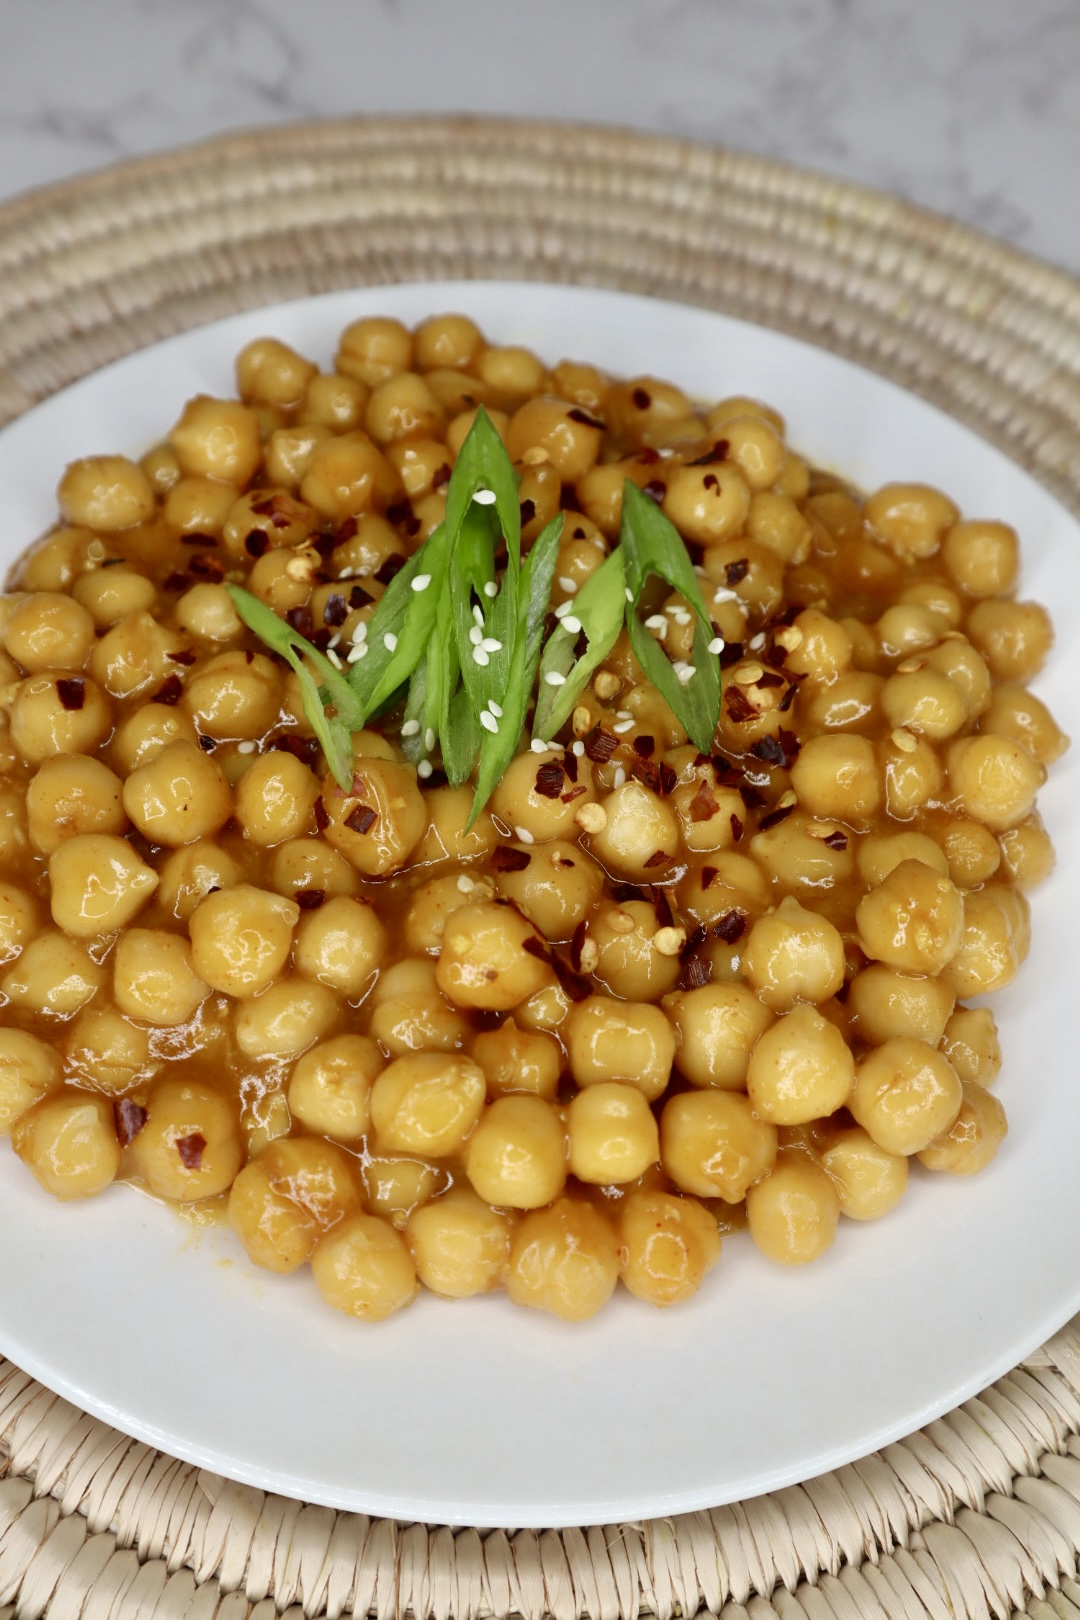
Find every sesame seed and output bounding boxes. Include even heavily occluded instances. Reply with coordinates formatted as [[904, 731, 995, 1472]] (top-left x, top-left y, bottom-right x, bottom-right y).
[[579, 939, 599, 972], [489, 700, 503, 718], [530, 738, 549, 753], [347, 643, 368, 663], [480, 637, 502, 653], [778, 790, 797, 809], [558, 576, 578, 593], [401, 719, 421, 737], [425, 729, 436, 751], [483, 581, 498, 598], [613, 720, 634, 734], [672, 610, 693, 626], [616, 710, 632, 721], [708, 636, 725, 655], [472, 605, 485, 628], [411, 574, 432, 592], [469, 626, 483, 646], [473, 648, 490, 666], [572, 740, 585, 757], [417, 760, 433, 779], [545, 671, 567, 686], [514, 826, 536, 845], [712, 587, 738, 604], [749, 632, 766, 650], [644, 614, 667, 631], [554, 600, 573, 619], [87, 539, 106, 561], [612, 766, 626, 788], [326, 649, 344, 669], [624, 588, 633, 602], [351, 622, 367, 643], [561, 616, 582, 634], [674, 662, 697, 684], [383, 632, 398, 652], [473, 488, 497, 506], [237, 740, 257, 755], [328, 633, 341, 649], [480, 710, 499, 734]]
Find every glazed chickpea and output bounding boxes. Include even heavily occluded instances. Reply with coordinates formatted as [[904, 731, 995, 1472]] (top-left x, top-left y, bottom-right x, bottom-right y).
[[113, 930, 209, 1025], [789, 734, 880, 822], [234, 751, 320, 846], [311, 1214, 418, 1321], [746, 1005, 855, 1125], [182, 650, 282, 742], [940, 519, 1019, 597], [141, 441, 180, 493], [567, 1081, 659, 1185], [406, 1188, 513, 1298], [474, 344, 546, 407], [678, 851, 770, 930], [942, 884, 1030, 997], [856, 859, 963, 975], [617, 1189, 721, 1308], [946, 734, 1045, 832], [969, 599, 1054, 682], [490, 749, 595, 844], [412, 312, 483, 371], [404, 872, 486, 955], [2, 592, 95, 673], [492, 839, 602, 940], [234, 977, 340, 1059], [465, 1094, 567, 1209], [998, 814, 1055, 887], [471, 1020, 562, 1101], [72, 567, 157, 629], [264, 423, 332, 490], [660, 463, 750, 545], [370, 1052, 486, 1157], [0, 1029, 62, 1131], [300, 431, 398, 521], [864, 482, 958, 559], [672, 772, 744, 855], [587, 779, 680, 881], [879, 730, 945, 819], [288, 1034, 382, 1140], [856, 830, 949, 888], [799, 672, 885, 734], [925, 637, 992, 718], [221, 489, 314, 561], [783, 609, 853, 683], [566, 998, 675, 1101], [505, 397, 603, 480], [746, 1154, 840, 1266], [917, 1081, 1008, 1176], [411, 785, 498, 866], [937, 819, 1001, 887], [368, 979, 470, 1056], [189, 885, 298, 997], [122, 739, 232, 845], [850, 1038, 963, 1155], [335, 316, 413, 387], [446, 405, 509, 458], [664, 983, 772, 1090], [717, 414, 786, 491], [12, 1091, 121, 1201], [128, 1078, 243, 1202], [363, 1156, 445, 1228], [235, 336, 317, 408], [588, 900, 681, 1001], [110, 703, 199, 774], [48, 833, 158, 938], [940, 1007, 1001, 1086], [229, 1136, 361, 1273], [0, 881, 39, 964], [9, 673, 112, 764], [751, 811, 855, 892], [163, 475, 236, 535], [506, 1197, 620, 1322], [363, 371, 445, 447], [848, 965, 954, 1047], [980, 682, 1069, 766], [320, 758, 427, 878], [174, 583, 243, 643], [156, 841, 242, 920], [875, 604, 946, 662], [742, 898, 845, 1011], [170, 395, 262, 486], [294, 895, 386, 999], [881, 669, 968, 741], [435, 900, 549, 1011], [0, 787, 29, 868], [747, 490, 812, 564], [89, 609, 187, 699], [660, 1090, 777, 1202], [301, 370, 369, 431], [1, 930, 105, 1018], [65, 1008, 150, 1095], [58, 455, 156, 530], [26, 755, 126, 855], [821, 1128, 908, 1220], [270, 837, 360, 904]]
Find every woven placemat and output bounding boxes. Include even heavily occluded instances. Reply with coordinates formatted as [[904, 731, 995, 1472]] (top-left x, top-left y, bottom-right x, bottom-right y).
[[1, 115, 1079, 1620]]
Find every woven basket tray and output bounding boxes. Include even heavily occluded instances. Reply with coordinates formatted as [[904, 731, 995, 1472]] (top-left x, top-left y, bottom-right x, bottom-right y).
[[1, 115, 1079, 1620]]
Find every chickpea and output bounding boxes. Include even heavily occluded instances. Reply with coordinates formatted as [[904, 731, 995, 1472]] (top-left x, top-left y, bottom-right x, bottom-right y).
[[385, 436, 453, 500], [742, 897, 846, 1011], [163, 475, 236, 536], [746, 1005, 855, 1124], [26, 754, 125, 855], [2, 591, 95, 673], [490, 749, 595, 845], [72, 567, 157, 629], [678, 852, 769, 931], [968, 599, 1053, 682], [364, 372, 445, 446], [848, 965, 954, 1047], [0, 881, 39, 964], [925, 637, 992, 718], [363, 1156, 445, 1228], [746, 1153, 840, 1266], [9, 672, 112, 764], [940, 1007, 1001, 1086], [587, 899, 681, 1001], [856, 830, 949, 888], [127, 1078, 243, 1202], [435, 900, 549, 1011], [110, 703, 199, 775], [587, 779, 680, 881], [783, 609, 853, 683], [234, 977, 340, 1059], [789, 734, 880, 822], [369, 1052, 486, 1157], [270, 836, 360, 903], [228, 1136, 361, 1272], [664, 983, 772, 1089], [188, 885, 298, 997], [864, 483, 958, 559], [182, 650, 282, 742], [320, 758, 427, 878], [821, 1128, 908, 1220], [917, 1081, 1008, 1176], [491, 839, 602, 940], [89, 610, 188, 700], [404, 872, 485, 955], [471, 1019, 562, 1101], [505, 1197, 620, 1321], [113, 929, 209, 1025], [465, 1094, 567, 1209], [942, 884, 1030, 997], [0, 1029, 62, 1131], [311, 1214, 418, 1322], [170, 396, 261, 486], [299, 431, 398, 521], [17, 526, 94, 593], [235, 336, 317, 408], [1, 930, 105, 1018], [336, 316, 413, 388], [980, 682, 1069, 766], [567, 1081, 659, 1185], [13, 1090, 121, 1200], [747, 491, 813, 564], [294, 895, 386, 1000], [0, 785, 30, 869], [856, 859, 963, 975], [48, 833, 158, 937], [368, 981, 470, 1056], [407, 1188, 513, 1298], [264, 423, 332, 491], [881, 668, 968, 741], [505, 397, 603, 480], [221, 489, 314, 562], [850, 1038, 963, 1155], [565, 997, 675, 1101], [288, 1034, 382, 1140], [474, 345, 547, 408], [58, 455, 156, 531], [998, 814, 1055, 887], [751, 811, 855, 892], [446, 405, 509, 458], [879, 730, 944, 819], [122, 739, 232, 846], [411, 784, 498, 865], [937, 819, 1001, 887], [233, 751, 320, 846], [660, 1090, 777, 1202], [64, 1008, 150, 1095], [156, 840, 242, 920], [617, 1189, 721, 1308], [946, 734, 1045, 832], [301, 370, 369, 431]]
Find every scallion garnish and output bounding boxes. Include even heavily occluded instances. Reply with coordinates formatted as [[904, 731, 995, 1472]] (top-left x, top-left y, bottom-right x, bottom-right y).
[[228, 404, 724, 816]]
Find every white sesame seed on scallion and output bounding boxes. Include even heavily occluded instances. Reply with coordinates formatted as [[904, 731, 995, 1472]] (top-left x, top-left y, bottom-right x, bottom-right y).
[[469, 626, 483, 646], [417, 759, 433, 779], [481, 637, 502, 653], [326, 649, 344, 669], [473, 648, 490, 667], [625, 587, 633, 602], [708, 636, 725, 655], [479, 710, 499, 734], [644, 614, 666, 630], [383, 632, 398, 652], [401, 719, 421, 737], [411, 574, 432, 592], [473, 488, 497, 506], [328, 633, 341, 649], [483, 580, 498, 598], [545, 671, 567, 686], [425, 728, 436, 752], [558, 577, 578, 593], [530, 738, 548, 753], [561, 616, 582, 634], [489, 700, 503, 718], [352, 622, 367, 642], [472, 604, 485, 627], [554, 599, 573, 619], [347, 643, 368, 663]]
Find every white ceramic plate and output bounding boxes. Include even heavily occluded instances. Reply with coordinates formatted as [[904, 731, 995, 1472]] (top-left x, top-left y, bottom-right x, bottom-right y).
[[0, 283, 1077, 1530]]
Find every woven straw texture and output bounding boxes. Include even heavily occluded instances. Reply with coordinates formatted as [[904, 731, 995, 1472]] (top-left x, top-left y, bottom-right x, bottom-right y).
[[0, 115, 1079, 1619]]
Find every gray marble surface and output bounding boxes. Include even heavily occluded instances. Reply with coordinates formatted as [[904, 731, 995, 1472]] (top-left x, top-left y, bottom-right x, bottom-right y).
[[1, 0, 1078, 277]]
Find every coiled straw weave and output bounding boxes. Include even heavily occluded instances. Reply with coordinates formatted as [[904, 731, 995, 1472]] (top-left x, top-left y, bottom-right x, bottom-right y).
[[0, 116, 1079, 1619]]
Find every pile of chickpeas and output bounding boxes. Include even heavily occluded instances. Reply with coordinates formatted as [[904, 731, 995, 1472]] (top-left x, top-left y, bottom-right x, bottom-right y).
[[0, 312, 1067, 1323]]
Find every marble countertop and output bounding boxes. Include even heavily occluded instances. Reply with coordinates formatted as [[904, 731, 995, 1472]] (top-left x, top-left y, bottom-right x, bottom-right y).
[[1, 0, 1078, 280]]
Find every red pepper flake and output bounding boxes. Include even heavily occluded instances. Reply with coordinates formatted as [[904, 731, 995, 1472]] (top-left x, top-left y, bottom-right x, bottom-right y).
[[644, 850, 672, 869], [572, 527, 586, 540], [759, 803, 795, 831], [687, 440, 730, 466], [636, 447, 661, 465], [336, 516, 359, 543], [519, 498, 536, 527], [659, 762, 679, 797], [190, 553, 226, 580], [632, 387, 652, 410], [583, 725, 619, 763], [384, 505, 415, 536], [725, 687, 756, 724], [181, 531, 217, 546], [713, 910, 747, 944], [642, 479, 666, 505], [154, 675, 183, 706], [323, 593, 348, 627], [272, 733, 319, 767], [312, 529, 338, 559], [198, 734, 216, 752], [749, 735, 786, 767], [286, 606, 314, 638], [163, 571, 191, 592], [115, 1098, 147, 1145], [296, 887, 326, 910], [703, 473, 719, 492], [249, 496, 277, 517], [632, 735, 655, 759], [271, 512, 292, 530], [689, 780, 719, 822], [718, 640, 744, 669], [724, 558, 750, 587], [824, 831, 849, 851], [314, 799, 329, 832], [570, 920, 588, 971], [778, 683, 799, 713], [176, 1132, 207, 1170], [56, 677, 85, 711], [244, 530, 270, 559], [778, 727, 800, 764], [700, 865, 718, 890], [167, 649, 197, 665], [534, 759, 566, 799], [490, 847, 532, 873], [567, 407, 603, 428], [651, 886, 674, 930], [739, 783, 767, 809], [349, 583, 374, 609], [521, 936, 548, 961], [345, 805, 378, 836], [681, 923, 708, 961], [244, 650, 255, 665], [563, 749, 579, 784], [432, 463, 451, 491], [679, 955, 713, 990], [375, 552, 407, 584], [560, 785, 587, 803], [756, 671, 785, 689], [612, 883, 649, 904], [730, 813, 744, 842]]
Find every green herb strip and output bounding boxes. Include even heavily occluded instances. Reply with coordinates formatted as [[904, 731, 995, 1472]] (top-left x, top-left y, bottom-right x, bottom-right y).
[[532, 547, 627, 741]]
